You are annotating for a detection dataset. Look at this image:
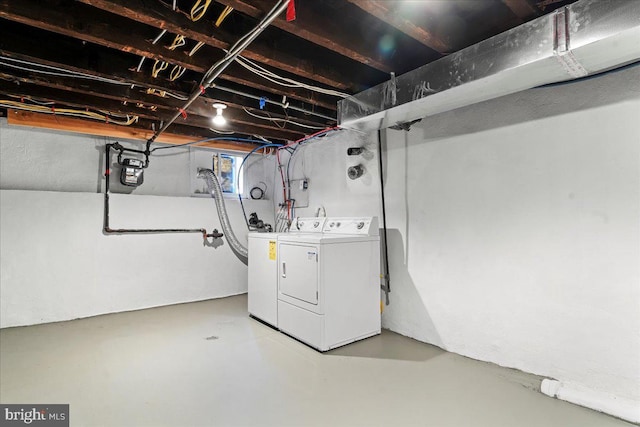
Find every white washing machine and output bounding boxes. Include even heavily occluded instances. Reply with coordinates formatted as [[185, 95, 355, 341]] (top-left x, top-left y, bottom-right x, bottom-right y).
[[247, 218, 326, 328], [277, 217, 381, 351], [248, 232, 280, 327]]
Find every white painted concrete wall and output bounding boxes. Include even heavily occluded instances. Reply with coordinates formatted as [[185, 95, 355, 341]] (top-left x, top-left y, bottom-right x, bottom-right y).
[[279, 129, 380, 217], [0, 118, 277, 199], [291, 66, 640, 421], [0, 190, 271, 328], [0, 119, 277, 328]]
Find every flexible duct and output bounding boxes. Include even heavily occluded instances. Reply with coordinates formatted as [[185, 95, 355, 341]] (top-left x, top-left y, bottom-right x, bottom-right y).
[[198, 168, 248, 260]]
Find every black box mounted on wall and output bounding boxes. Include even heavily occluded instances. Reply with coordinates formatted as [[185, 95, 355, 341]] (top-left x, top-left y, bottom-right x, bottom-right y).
[[120, 158, 144, 187]]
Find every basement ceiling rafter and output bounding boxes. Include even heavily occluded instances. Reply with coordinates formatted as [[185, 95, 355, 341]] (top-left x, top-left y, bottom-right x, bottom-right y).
[[0, 0, 361, 91], [501, 0, 540, 20], [0, 17, 339, 111], [0, 79, 307, 140], [345, 0, 452, 54], [211, 0, 441, 73], [0, 0, 581, 145]]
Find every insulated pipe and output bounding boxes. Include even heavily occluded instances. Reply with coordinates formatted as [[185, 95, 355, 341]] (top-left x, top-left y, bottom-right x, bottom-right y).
[[145, 0, 290, 147], [198, 168, 248, 261]]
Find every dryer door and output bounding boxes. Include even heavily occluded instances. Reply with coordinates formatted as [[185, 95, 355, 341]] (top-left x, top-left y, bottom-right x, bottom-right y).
[[278, 243, 319, 305]]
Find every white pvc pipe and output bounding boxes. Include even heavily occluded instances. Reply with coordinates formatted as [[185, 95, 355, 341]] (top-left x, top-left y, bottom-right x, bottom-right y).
[[540, 379, 640, 423]]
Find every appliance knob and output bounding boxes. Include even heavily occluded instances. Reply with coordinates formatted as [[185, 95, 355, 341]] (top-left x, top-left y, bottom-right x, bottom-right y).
[[357, 222, 365, 229], [313, 221, 319, 228], [336, 222, 341, 227], [330, 222, 335, 227]]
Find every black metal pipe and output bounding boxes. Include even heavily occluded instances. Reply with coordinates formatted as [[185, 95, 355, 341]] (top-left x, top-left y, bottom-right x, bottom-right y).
[[377, 129, 391, 304], [105, 228, 207, 235], [103, 143, 221, 238], [145, 0, 290, 149]]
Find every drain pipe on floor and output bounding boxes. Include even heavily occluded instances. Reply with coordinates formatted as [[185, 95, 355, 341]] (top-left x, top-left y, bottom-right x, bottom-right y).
[[541, 379, 639, 424], [103, 143, 223, 240]]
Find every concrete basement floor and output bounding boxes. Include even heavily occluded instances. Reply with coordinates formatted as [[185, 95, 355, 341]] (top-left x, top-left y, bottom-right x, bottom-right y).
[[0, 295, 634, 427]]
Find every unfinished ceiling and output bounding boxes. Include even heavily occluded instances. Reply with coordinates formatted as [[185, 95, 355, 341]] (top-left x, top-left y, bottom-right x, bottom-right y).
[[0, 0, 578, 148]]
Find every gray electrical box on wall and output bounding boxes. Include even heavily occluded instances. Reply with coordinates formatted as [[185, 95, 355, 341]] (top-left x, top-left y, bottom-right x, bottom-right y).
[[289, 179, 309, 208]]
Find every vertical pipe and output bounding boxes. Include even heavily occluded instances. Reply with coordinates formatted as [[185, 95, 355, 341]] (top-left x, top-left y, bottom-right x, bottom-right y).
[[378, 129, 391, 304], [103, 143, 111, 232]]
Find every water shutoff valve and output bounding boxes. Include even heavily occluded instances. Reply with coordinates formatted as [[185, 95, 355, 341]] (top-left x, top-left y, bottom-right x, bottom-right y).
[[347, 164, 365, 180]]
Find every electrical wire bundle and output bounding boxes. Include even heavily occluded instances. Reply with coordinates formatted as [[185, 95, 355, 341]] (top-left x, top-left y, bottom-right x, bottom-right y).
[[275, 203, 290, 232], [241, 107, 325, 131], [0, 56, 131, 86], [272, 126, 341, 225], [234, 55, 351, 98], [0, 97, 139, 125], [136, 1, 234, 83]]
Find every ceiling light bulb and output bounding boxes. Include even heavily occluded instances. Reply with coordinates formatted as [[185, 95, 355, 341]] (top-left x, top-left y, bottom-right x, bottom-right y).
[[212, 103, 227, 126], [212, 112, 226, 126]]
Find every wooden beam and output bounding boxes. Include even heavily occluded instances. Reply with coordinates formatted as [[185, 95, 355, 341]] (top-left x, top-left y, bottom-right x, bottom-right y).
[[0, 70, 333, 129], [501, 0, 539, 20], [5, 109, 261, 151], [64, 0, 362, 91], [0, 21, 339, 111], [345, 0, 451, 54], [0, 0, 205, 71], [213, 0, 398, 73], [0, 80, 305, 140]]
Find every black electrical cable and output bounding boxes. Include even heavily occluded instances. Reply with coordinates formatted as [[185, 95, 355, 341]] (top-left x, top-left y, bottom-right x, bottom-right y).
[[378, 129, 391, 303], [237, 143, 282, 229], [250, 186, 264, 200], [285, 145, 298, 203]]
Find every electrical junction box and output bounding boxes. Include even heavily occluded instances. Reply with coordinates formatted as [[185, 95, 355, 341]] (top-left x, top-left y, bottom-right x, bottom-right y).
[[289, 179, 309, 208]]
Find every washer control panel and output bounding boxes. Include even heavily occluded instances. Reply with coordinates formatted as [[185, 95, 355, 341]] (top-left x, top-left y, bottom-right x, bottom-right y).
[[322, 217, 379, 236], [293, 217, 327, 233]]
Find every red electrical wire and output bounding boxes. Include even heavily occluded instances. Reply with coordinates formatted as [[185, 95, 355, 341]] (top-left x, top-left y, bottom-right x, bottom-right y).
[[278, 126, 341, 150], [275, 126, 341, 222]]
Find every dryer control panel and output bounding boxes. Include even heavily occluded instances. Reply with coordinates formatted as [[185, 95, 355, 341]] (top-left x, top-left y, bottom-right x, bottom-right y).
[[322, 217, 379, 236]]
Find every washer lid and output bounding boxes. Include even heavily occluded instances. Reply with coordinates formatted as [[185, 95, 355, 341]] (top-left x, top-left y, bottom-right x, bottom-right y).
[[248, 232, 282, 239]]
